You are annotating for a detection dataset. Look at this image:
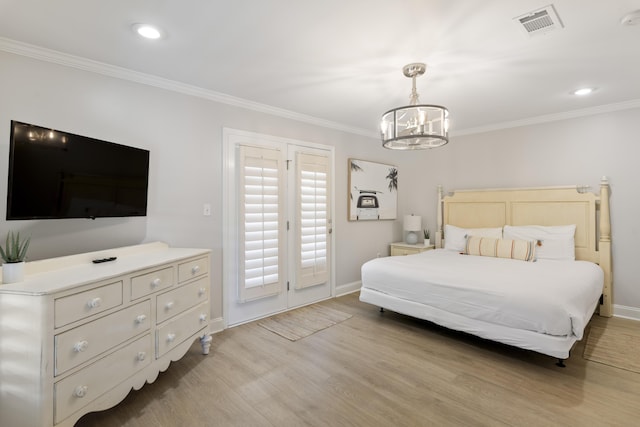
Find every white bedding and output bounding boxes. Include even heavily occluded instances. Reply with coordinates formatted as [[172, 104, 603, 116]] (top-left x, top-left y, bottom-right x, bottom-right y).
[[360, 249, 603, 339]]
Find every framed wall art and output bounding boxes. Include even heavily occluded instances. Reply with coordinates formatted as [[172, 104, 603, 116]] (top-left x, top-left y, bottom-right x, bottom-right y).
[[348, 158, 398, 221]]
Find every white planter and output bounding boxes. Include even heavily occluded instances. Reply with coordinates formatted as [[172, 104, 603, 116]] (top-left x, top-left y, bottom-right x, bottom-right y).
[[2, 261, 25, 284]]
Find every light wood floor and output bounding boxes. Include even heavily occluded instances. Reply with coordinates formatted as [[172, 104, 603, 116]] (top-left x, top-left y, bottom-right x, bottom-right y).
[[76, 293, 640, 426]]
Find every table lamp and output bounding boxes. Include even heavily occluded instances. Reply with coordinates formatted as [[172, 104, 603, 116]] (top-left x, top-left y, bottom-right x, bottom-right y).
[[404, 214, 422, 244]]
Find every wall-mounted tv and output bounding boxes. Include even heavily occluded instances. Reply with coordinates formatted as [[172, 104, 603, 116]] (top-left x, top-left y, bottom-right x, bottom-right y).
[[6, 120, 150, 220]]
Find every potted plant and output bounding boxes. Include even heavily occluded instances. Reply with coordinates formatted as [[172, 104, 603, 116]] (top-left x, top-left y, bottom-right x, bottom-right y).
[[423, 229, 431, 246], [0, 231, 30, 284]]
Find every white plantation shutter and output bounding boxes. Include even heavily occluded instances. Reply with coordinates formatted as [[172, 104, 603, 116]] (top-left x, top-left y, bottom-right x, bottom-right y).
[[295, 152, 330, 289], [238, 145, 285, 302]]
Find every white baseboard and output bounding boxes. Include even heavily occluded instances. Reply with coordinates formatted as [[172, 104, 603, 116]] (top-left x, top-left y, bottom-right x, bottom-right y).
[[613, 304, 640, 321], [209, 317, 225, 334], [336, 280, 361, 297]]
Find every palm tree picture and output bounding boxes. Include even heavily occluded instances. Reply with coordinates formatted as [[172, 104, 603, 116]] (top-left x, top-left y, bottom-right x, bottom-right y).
[[386, 168, 398, 192], [348, 159, 398, 221]]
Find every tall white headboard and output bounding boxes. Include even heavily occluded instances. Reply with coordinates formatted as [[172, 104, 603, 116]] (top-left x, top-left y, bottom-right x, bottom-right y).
[[436, 178, 612, 317]]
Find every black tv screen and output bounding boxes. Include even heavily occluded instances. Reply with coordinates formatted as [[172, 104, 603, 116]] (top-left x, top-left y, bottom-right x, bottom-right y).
[[7, 121, 150, 220]]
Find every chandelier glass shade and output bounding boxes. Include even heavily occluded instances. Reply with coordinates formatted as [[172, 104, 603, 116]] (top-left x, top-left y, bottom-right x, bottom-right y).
[[381, 63, 449, 150]]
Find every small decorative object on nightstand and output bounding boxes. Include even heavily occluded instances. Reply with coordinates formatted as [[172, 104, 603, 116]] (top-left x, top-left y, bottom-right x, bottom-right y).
[[404, 214, 422, 244], [390, 242, 434, 256]]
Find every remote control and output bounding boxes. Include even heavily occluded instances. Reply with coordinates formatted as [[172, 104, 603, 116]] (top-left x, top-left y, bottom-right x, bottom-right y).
[[92, 256, 117, 264]]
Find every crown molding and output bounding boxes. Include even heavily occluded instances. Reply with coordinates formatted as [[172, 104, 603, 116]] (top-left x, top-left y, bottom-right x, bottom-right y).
[[0, 37, 377, 138], [2, 37, 639, 140], [451, 99, 640, 137]]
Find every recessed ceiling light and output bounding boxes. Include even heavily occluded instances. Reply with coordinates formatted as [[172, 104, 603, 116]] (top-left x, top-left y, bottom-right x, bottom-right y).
[[572, 87, 595, 96], [132, 23, 162, 40]]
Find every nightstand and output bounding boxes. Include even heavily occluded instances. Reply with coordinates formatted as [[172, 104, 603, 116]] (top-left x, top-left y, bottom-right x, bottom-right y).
[[390, 242, 435, 256]]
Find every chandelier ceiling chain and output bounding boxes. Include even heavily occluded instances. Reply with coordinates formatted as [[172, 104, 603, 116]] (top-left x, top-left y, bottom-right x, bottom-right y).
[[380, 62, 449, 150], [404, 63, 425, 105]]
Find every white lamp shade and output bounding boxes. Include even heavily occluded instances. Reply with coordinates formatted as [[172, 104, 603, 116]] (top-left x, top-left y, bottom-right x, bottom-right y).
[[403, 215, 422, 232]]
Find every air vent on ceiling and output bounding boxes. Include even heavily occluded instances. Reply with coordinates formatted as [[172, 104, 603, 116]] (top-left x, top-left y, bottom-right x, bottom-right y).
[[514, 4, 564, 36]]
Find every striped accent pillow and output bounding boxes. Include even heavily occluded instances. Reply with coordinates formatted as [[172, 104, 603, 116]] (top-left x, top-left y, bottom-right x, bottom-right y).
[[464, 236, 536, 262]]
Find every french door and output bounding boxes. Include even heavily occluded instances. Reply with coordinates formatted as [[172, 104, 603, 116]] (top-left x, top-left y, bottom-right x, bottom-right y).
[[223, 129, 334, 326]]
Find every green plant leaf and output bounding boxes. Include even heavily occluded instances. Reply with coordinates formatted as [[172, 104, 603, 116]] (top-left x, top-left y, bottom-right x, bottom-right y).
[[0, 231, 30, 263]]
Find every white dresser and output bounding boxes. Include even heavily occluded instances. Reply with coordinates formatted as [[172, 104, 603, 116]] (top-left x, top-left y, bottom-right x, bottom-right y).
[[0, 242, 212, 427]]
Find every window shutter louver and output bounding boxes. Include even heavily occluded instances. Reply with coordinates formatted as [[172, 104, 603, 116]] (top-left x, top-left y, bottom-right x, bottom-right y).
[[238, 145, 285, 302], [295, 152, 330, 289]]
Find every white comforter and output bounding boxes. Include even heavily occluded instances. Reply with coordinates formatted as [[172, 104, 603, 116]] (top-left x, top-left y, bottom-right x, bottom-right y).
[[360, 249, 603, 338]]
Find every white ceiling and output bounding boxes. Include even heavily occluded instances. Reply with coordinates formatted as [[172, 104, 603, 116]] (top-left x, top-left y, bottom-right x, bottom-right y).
[[1, 0, 639, 137]]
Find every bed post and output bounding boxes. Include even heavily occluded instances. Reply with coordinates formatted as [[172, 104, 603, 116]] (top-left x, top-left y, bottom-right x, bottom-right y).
[[436, 185, 444, 248], [599, 176, 613, 317], [598, 176, 613, 317]]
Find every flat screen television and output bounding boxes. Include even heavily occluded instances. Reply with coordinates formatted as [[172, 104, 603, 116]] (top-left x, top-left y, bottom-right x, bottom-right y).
[[6, 120, 150, 220]]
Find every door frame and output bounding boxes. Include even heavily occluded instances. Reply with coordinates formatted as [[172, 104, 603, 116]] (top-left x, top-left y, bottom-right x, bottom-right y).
[[222, 128, 336, 327]]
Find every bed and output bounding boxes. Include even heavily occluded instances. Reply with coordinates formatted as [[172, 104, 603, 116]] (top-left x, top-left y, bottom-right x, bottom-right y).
[[360, 178, 612, 363]]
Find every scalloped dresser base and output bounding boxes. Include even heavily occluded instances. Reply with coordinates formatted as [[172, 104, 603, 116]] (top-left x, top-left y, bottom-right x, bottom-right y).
[[0, 242, 212, 427]]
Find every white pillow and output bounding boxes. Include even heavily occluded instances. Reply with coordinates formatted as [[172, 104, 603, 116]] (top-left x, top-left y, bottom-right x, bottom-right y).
[[503, 225, 576, 261], [444, 224, 503, 252]]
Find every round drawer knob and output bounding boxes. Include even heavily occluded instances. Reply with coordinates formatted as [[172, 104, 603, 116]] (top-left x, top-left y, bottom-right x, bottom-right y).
[[167, 333, 176, 343], [87, 297, 102, 309], [151, 278, 161, 288], [198, 287, 206, 297], [165, 301, 175, 310], [73, 340, 89, 352], [199, 313, 207, 322], [74, 385, 88, 398], [135, 314, 147, 324], [137, 351, 146, 361], [191, 265, 200, 275]]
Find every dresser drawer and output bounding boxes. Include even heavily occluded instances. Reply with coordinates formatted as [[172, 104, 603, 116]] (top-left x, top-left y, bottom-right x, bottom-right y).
[[54, 334, 152, 424], [54, 281, 123, 328], [156, 277, 209, 324], [55, 300, 151, 375], [131, 266, 174, 300], [178, 256, 208, 283], [156, 301, 209, 357]]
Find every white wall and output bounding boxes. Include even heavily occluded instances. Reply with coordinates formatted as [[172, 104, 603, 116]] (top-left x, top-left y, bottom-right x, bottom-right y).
[[404, 108, 640, 315], [1, 50, 639, 321], [0, 51, 413, 321]]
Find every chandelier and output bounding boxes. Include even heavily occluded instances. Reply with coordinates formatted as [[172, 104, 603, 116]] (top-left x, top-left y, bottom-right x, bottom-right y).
[[380, 63, 449, 150]]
